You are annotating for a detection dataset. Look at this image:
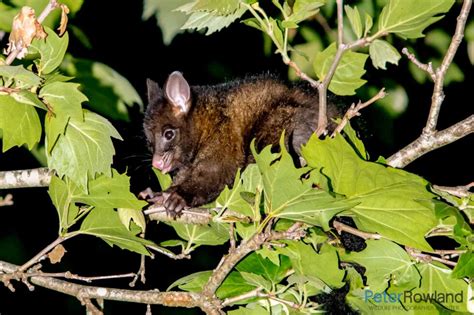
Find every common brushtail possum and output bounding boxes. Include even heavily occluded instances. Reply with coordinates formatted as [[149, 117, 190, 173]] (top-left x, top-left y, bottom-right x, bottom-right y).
[[143, 71, 340, 216]]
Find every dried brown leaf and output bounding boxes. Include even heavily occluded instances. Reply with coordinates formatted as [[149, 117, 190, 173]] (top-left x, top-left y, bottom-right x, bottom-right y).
[[48, 244, 66, 264], [4, 6, 47, 59], [58, 4, 70, 36]]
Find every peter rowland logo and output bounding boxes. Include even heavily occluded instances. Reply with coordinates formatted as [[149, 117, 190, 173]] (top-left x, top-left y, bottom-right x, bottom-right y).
[[363, 289, 466, 311], [364, 290, 464, 304]]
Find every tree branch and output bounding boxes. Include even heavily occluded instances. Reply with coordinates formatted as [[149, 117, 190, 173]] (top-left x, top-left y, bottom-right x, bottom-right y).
[[333, 220, 381, 240], [332, 88, 387, 137], [387, 0, 473, 168], [0, 167, 53, 189], [387, 114, 474, 168], [0, 260, 222, 314], [405, 247, 457, 267]]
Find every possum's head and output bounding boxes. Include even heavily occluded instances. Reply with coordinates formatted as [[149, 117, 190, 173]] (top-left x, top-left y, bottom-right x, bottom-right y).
[[144, 71, 194, 174]]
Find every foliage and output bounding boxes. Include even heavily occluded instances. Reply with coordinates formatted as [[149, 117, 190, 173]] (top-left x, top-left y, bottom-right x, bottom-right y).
[[0, 0, 472, 314]]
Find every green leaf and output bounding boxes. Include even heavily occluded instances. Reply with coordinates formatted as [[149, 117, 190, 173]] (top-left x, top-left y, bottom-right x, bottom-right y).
[[168, 270, 254, 299], [239, 272, 271, 290], [0, 3, 17, 32], [345, 5, 363, 39], [0, 94, 41, 152], [342, 239, 420, 293], [288, 38, 322, 81], [118, 208, 146, 233], [377, 0, 455, 39], [451, 252, 474, 278], [49, 171, 146, 231], [228, 306, 269, 315], [313, 43, 368, 95], [168, 221, 229, 246], [142, 0, 189, 45], [48, 175, 81, 231], [343, 121, 367, 160], [40, 81, 87, 152], [74, 170, 147, 210], [277, 241, 345, 288], [270, 18, 284, 51], [369, 39, 401, 70], [185, 0, 240, 15], [153, 168, 172, 191], [0, 65, 42, 88], [30, 27, 69, 75], [364, 13, 373, 37], [401, 263, 470, 312], [216, 169, 255, 218], [179, 6, 247, 35], [420, 199, 472, 247], [78, 207, 153, 255], [236, 252, 291, 286], [302, 134, 437, 250], [10, 90, 47, 110], [61, 57, 143, 121], [167, 270, 211, 292], [425, 29, 451, 54], [288, 0, 326, 24], [47, 110, 122, 191], [251, 137, 353, 229]]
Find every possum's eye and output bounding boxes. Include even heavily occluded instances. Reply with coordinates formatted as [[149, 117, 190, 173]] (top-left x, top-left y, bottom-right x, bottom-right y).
[[163, 128, 176, 141]]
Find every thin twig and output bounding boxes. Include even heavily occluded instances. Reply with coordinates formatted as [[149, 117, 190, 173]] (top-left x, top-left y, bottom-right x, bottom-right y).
[[433, 182, 474, 198], [332, 88, 387, 136], [222, 287, 263, 306], [405, 247, 457, 267], [0, 194, 14, 206], [17, 236, 70, 273], [78, 296, 103, 315], [333, 220, 381, 240], [14, 271, 136, 283], [401, 48, 436, 80], [130, 254, 147, 287], [146, 244, 190, 260], [426, 0, 472, 133]]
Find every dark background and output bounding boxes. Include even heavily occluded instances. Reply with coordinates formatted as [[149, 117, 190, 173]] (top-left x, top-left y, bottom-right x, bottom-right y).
[[0, 1, 472, 314]]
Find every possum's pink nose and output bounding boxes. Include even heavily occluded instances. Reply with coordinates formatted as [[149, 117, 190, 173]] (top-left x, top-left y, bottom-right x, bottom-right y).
[[152, 155, 172, 174]]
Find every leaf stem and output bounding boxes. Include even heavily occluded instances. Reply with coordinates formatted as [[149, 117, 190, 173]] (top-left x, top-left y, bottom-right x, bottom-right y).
[[17, 235, 70, 273]]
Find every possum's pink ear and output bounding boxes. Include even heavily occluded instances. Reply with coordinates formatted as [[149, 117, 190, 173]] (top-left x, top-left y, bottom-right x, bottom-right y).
[[164, 71, 191, 115]]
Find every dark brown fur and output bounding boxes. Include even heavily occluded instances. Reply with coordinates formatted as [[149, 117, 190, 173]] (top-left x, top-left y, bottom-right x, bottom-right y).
[[144, 72, 339, 215]]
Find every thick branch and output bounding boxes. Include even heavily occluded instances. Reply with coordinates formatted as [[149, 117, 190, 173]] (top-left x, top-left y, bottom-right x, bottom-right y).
[[145, 207, 212, 225], [387, 114, 474, 168], [0, 167, 53, 189], [0, 260, 221, 314]]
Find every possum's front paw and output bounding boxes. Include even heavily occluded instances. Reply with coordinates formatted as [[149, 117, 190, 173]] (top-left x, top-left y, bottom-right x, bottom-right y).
[[163, 191, 187, 218], [139, 188, 186, 218]]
